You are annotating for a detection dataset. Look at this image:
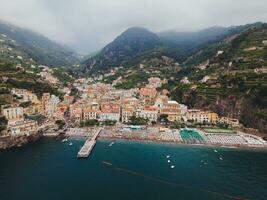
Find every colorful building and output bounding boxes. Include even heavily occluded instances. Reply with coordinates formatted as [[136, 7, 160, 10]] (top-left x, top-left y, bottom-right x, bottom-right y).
[[160, 101, 181, 122], [138, 107, 159, 123]]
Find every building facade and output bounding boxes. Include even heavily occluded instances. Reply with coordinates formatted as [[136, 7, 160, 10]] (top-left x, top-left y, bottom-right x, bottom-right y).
[[139, 107, 158, 123], [2, 106, 24, 121], [187, 109, 218, 124]]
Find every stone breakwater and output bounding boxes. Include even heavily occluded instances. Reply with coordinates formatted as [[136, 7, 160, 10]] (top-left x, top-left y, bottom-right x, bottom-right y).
[[0, 132, 42, 150]]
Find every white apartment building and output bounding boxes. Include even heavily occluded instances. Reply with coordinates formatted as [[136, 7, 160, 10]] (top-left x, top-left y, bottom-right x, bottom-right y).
[[219, 117, 240, 127], [45, 95, 60, 118], [99, 112, 120, 122], [180, 104, 188, 116], [121, 108, 134, 123], [139, 108, 158, 123], [2, 106, 24, 121]]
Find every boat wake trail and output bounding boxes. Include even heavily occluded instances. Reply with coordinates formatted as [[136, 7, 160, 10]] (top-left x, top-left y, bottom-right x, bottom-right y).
[[102, 161, 249, 200], [102, 161, 113, 166]]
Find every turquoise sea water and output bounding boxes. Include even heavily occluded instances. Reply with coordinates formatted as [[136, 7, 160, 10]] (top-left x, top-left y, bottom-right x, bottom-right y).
[[0, 138, 267, 200]]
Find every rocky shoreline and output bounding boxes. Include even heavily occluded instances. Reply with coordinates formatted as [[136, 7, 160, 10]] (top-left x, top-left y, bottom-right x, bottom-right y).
[[0, 132, 43, 150]]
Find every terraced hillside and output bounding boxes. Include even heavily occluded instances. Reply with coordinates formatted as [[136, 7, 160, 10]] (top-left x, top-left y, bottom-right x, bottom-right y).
[[0, 30, 75, 94], [167, 24, 267, 132], [0, 62, 63, 100], [0, 33, 35, 66]]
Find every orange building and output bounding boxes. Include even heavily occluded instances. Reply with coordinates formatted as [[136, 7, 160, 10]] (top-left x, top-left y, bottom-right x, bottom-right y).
[[56, 103, 69, 119], [139, 87, 157, 99]]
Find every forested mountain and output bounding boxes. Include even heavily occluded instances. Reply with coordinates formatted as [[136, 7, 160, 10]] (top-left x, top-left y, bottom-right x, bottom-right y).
[[0, 20, 78, 67], [84, 27, 161, 73], [83, 23, 263, 74]]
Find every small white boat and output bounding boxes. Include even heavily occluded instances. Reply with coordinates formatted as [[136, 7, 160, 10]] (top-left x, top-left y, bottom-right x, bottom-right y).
[[214, 150, 218, 153], [69, 142, 73, 146], [167, 160, 170, 163], [62, 139, 68, 143], [109, 142, 115, 147], [219, 157, 223, 160], [171, 165, 175, 169], [166, 155, 170, 158]]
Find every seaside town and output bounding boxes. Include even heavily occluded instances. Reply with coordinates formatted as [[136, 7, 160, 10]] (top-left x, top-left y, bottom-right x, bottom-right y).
[[1, 2, 267, 200], [0, 65, 266, 151]]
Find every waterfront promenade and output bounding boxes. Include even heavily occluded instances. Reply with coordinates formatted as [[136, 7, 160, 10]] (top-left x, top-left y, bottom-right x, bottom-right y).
[[77, 128, 102, 158], [99, 126, 267, 149]]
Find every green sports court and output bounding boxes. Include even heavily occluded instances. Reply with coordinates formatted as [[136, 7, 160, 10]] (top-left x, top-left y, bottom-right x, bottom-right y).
[[180, 129, 205, 143], [202, 128, 236, 134]]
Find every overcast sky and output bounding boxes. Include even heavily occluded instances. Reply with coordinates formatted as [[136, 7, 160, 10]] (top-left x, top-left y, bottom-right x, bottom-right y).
[[0, 0, 266, 53]]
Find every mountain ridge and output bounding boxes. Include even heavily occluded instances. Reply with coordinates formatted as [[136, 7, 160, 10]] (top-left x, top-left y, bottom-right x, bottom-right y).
[[83, 23, 264, 74], [84, 27, 161, 73], [0, 20, 79, 67]]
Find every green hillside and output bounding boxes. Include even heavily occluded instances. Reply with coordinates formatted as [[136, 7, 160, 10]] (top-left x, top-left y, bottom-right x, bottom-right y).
[[166, 24, 267, 132], [0, 23, 76, 90], [98, 23, 267, 132], [0, 20, 79, 67], [84, 27, 162, 73], [83, 23, 262, 76]]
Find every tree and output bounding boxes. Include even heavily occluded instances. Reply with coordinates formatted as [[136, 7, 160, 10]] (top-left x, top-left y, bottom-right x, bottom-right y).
[[80, 119, 99, 127], [0, 116, 8, 125], [0, 116, 7, 134], [158, 114, 169, 124], [102, 120, 117, 126], [128, 116, 148, 125], [151, 121, 157, 126], [26, 114, 45, 124], [55, 120, 65, 129], [70, 87, 78, 97], [19, 101, 32, 108], [217, 122, 229, 129]]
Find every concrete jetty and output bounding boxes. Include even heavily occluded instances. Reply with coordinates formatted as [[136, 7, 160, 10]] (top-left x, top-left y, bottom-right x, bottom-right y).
[[77, 128, 101, 158]]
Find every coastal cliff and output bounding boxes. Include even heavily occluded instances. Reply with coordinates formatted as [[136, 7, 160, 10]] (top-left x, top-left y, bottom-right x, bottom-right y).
[[0, 132, 42, 150], [178, 91, 267, 133]]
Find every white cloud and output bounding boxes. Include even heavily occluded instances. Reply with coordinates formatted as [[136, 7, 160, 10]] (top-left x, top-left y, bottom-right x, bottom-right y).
[[0, 0, 266, 53]]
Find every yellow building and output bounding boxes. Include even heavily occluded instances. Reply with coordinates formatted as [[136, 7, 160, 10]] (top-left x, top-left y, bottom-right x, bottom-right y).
[[160, 101, 181, 122], [187, 109, 218, 124], [208, 112, 219, 124]]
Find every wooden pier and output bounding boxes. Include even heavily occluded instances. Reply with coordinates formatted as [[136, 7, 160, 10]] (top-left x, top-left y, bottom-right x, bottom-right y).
[[77, 128, 101, 158]]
